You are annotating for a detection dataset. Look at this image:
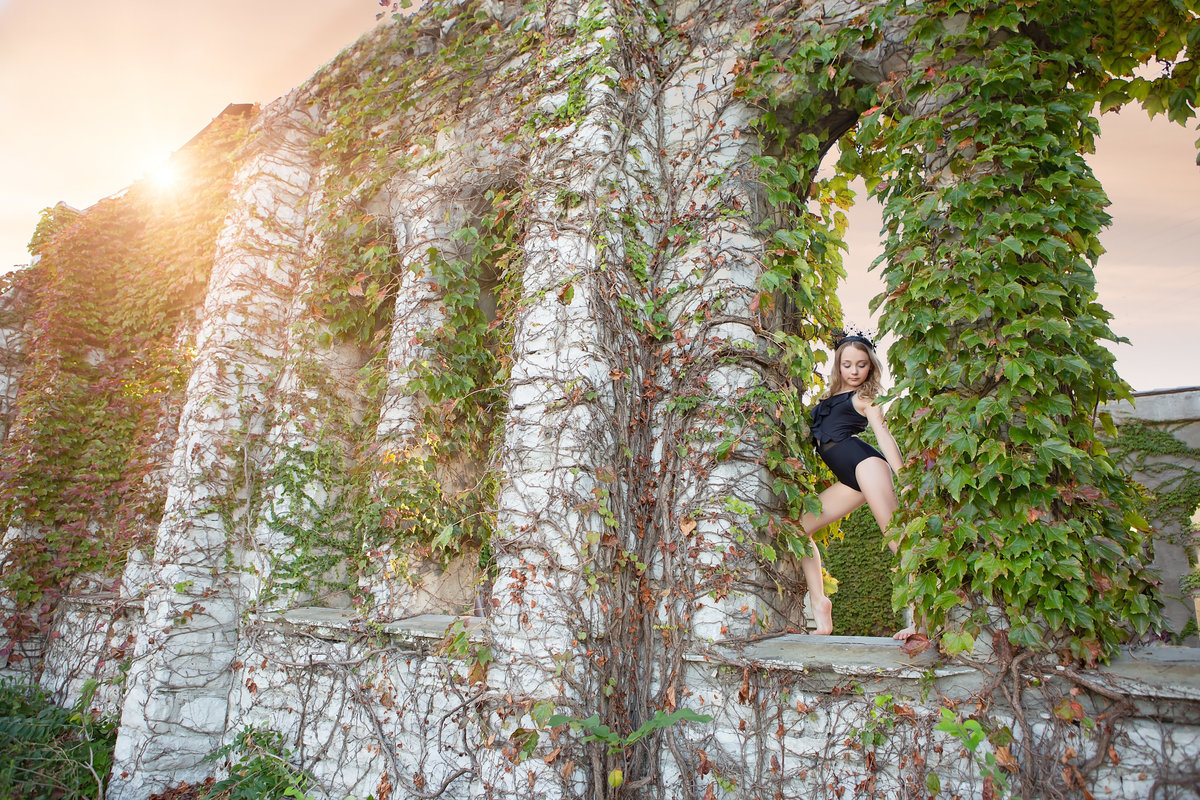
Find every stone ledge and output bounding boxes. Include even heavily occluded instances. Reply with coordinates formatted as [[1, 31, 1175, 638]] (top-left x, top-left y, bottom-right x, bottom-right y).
[[703, 634, 965, 682], [1107, 386, 1200, 424], [271, 607, 483, 648], [264, 609, 1200, 702], [699, 635, 1200, 701], [1091, 644, 1200, 701]]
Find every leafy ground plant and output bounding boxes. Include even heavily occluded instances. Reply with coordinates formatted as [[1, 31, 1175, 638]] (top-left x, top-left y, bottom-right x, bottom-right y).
[[0, 677, 116, 800], [544, 707, 713, 789], [199, 725, 315, 800]]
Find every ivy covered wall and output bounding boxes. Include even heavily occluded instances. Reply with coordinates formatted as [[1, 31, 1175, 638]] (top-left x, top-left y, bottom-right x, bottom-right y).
[[0, 0, 1197, 798], [0, 109, 245, 655]]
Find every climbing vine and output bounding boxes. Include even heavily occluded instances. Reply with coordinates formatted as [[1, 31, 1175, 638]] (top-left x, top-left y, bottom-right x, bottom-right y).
[[0, 111, 247, 643], [1109, 421, 1200, 546], [733, 0, 1199, 664], [205, 3, 539, 610], [730, 0, 1200, 796], [736, 6, 887, 558], [857, 0, 1192, 662], [250, 191, 523, 609]]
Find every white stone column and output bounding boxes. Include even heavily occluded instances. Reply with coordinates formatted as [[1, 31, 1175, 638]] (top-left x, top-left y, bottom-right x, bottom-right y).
[[477, 30, 624, 799], [108, 103, 322, 800]]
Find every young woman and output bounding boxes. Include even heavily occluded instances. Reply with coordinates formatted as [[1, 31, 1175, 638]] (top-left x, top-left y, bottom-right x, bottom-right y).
[[794, 334, 912, 639]]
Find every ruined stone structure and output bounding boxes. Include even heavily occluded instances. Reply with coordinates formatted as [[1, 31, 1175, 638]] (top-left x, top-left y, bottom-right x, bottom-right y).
[[1, 2, 1198, 799], [1108, 388, 1200, 645]]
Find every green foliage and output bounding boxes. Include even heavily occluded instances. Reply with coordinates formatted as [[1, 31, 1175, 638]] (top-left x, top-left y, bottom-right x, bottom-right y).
[[1107, 421, 1200, 547], [0, 112, 246, 638], [364, 190, 521, 564], [868, 0, 1182, 661], [309, 212, 400, 350], [1182, 568, 1200, 595], [285, 8, 532, 571], [1065, 0, 1200, 138], [546, 707, 713, 755], [200, 726, 314, 800], [734, 15, 882, 562], [259, 440, 378, 603], [823, 507, 904, 636], [737, 0, 1196, 663], [935, 707, 1012, 798], [312, 0, 541, 189], [1106, 420, 1200, 639], [410, 189, 522, 456], [0, 678, 116, 799], [732, 0, 1200, 661]]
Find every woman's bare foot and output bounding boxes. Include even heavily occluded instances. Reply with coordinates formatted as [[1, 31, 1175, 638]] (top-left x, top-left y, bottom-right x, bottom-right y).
[[812, 596, 833, 635], [892, 606, 917, 641]]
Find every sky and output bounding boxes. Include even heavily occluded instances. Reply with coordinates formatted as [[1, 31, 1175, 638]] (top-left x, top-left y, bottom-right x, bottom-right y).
[[1, 1, 1198, 393]]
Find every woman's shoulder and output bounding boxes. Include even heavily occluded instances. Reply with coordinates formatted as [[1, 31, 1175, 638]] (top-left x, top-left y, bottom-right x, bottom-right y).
[[849, 390, 877, 417]]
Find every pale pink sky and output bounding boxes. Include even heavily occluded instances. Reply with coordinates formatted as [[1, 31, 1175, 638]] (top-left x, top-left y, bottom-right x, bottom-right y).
[[0, 0, 381, 269], [1, 1, 1197, 391]]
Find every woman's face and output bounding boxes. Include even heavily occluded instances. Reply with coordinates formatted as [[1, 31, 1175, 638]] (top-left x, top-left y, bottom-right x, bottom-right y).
[[839, 344, 872, 389]]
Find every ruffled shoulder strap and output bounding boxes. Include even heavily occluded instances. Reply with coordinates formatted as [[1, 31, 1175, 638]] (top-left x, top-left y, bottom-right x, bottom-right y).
[[810, 391, 850, 441]]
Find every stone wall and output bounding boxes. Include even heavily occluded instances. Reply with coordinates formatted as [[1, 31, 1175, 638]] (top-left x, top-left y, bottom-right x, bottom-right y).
[[225, 611, 479, 800], [28, 601, 1199, 800], [0, 2, 1197, 799], [1108, 387, 1200, 645]]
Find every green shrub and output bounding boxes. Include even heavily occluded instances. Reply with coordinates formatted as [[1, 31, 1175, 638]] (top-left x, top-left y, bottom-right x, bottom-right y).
[[0, 677, 116, 799], [824, 506, 903, 637], [200, 725, 314, 800]]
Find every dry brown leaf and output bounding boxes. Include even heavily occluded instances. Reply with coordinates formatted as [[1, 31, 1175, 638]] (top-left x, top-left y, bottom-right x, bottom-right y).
[[899, 633, 931, 658]]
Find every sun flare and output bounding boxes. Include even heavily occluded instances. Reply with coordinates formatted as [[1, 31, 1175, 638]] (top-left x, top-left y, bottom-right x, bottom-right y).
[[148, 161, 178, 192]]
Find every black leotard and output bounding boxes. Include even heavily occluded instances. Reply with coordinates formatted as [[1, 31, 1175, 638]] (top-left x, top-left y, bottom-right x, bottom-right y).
[[809, 391, 885, 492]]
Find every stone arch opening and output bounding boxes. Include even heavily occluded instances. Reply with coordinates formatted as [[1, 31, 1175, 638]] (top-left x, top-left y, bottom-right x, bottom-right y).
[[745, 81, 907, 635], [362, 168, 524, 621]]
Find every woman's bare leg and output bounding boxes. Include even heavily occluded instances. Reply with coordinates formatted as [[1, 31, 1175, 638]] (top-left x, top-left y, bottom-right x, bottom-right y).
[[797, 483, 865, 635], [856, 458, 899, 552], [854, 457, 915, 640]]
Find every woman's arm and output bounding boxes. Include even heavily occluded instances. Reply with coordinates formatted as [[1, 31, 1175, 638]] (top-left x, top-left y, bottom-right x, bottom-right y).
[[859, 397, 904, 475]]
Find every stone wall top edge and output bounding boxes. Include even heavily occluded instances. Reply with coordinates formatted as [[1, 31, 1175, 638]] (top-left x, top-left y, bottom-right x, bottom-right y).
[[1105, 387, 1200, 424], [1133, 386, 1200, 398], [271, 607, 483, 647], [696, 635, 956, 681], [1093, 644, 1200, 701], [258, 611, 1200, 701], [688, 636, 1200, 699]]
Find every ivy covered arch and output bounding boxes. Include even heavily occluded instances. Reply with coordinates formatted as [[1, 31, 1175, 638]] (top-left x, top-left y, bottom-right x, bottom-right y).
[[741, 0, 1191, 663]]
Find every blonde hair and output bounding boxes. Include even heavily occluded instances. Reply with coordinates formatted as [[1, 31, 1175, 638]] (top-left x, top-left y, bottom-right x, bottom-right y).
[[825, 341, 884, 401]]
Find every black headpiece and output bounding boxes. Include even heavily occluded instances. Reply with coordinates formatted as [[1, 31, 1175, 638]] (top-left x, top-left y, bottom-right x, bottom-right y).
[[833, 328, 875, 350]]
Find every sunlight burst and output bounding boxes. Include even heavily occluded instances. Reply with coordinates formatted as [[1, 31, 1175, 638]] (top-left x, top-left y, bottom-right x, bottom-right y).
[[148, 161, 178, 192]]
